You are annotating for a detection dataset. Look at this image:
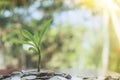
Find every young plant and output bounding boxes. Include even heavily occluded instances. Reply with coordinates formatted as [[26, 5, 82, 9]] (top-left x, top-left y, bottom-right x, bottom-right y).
[[21, 20, 51, 72]]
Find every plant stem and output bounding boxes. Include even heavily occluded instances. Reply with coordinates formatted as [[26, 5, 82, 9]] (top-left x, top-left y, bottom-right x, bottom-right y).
[[37, 47, 41, 72]]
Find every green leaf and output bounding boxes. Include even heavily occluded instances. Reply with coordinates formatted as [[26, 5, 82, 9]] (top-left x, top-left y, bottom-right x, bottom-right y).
[[29, 47, 37, 52], [13, 40, 27, 44], [39, 19, 52, 44], [21, 29, 33, 40], [19, 41, 36, 48], [9, 39, 24, 44], [33, 32, 39, 47]]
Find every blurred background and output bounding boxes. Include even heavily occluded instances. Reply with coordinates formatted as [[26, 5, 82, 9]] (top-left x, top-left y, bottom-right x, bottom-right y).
[[0, 0, 120, 73]]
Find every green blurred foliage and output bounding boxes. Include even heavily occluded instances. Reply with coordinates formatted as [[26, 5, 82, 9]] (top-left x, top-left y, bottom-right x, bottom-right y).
[[0, 0, 120, 73]]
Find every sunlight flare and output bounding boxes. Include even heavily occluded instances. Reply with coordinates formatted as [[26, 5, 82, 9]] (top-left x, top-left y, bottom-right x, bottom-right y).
[[79, 0, 120, 76], [109, 9, 120, 43], [100, 10, 109, 77], [101, 0, 120, 42]]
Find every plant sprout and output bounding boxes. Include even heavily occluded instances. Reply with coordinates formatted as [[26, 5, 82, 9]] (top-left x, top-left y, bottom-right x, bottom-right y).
[[21, 20, 51, 72]]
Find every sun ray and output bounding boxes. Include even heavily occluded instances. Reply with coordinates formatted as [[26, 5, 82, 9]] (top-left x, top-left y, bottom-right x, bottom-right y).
[[77, 0, 120, 75]]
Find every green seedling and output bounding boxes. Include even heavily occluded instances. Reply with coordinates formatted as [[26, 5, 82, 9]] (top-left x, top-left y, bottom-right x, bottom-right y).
[[21, 20, 51, 72]]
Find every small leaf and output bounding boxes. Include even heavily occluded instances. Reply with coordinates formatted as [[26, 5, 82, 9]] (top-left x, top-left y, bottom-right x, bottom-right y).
[[19, 41, 36, 48], [33, 32, 39, 47], [39, 19, 52, 44], [33, 32, 39, 46], [9, 38, 22, 44], [21, 29, 33, 40], [29, 47, 37, 52], [16, 40, 28, 44]]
